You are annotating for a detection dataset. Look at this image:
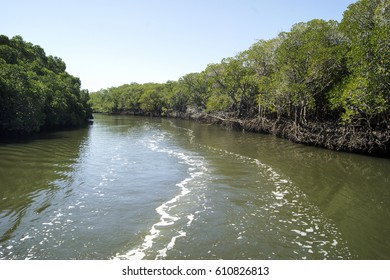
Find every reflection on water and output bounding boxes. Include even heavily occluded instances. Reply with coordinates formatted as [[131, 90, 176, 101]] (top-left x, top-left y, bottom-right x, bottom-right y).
[[0, 115, 389, 259], [0, 129, 88, 245]]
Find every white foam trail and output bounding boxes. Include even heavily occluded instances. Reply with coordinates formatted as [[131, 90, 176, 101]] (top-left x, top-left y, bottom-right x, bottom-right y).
[[114, 177, 191, 260], [156, 230, 186, 259], [114, 130, 207, 260], [187, 214, 195, 227], [201, 144, 353, 259]]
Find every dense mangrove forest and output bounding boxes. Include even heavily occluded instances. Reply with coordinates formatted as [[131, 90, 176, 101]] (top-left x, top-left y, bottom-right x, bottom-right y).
[[90, 0, 390, 155], [0, 35, 92, 136]]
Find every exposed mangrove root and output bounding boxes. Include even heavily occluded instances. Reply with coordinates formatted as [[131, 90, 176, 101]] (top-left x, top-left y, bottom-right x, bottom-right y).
[[105, 109, 390, 157], [205, 114, 390, 157]]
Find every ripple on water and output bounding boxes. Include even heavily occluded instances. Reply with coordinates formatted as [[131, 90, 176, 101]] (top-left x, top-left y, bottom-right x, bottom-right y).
[[114, 129, 210, 260], [0, 117, 358, 260], [192, 145, 353, 260]]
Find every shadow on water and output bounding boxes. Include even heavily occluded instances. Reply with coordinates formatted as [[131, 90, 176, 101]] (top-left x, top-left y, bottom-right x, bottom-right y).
[[0, 125, 92, 146], [0, 127, 89, 245]]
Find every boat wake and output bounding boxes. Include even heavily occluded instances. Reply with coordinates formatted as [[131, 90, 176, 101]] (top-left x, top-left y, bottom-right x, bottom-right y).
[[114, 128, 209, 260]]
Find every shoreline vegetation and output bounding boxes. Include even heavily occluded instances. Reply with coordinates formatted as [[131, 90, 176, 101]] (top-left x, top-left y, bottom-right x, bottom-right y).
[[0, 35, 92, 137], [90, 0, 390, 157]]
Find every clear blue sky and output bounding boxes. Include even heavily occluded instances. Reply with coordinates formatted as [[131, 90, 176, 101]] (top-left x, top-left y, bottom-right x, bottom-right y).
[[1, 0, 357, 92]]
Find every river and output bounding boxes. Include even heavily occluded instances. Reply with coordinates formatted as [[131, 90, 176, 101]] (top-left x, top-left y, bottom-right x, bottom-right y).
[[0, 114, 389, 260]]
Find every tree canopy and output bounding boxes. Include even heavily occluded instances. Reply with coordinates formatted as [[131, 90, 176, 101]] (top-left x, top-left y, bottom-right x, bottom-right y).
[[0, 35, 92, 136]]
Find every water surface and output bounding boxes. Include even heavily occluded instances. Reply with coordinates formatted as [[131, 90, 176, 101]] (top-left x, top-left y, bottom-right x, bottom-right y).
[[0, 114, 389, 259]]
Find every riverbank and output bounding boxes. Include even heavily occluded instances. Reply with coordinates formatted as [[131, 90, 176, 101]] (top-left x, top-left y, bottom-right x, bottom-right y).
[[210, 115, 390, 157], [209, 116, 388, 158], [104, 109, 390, 157]]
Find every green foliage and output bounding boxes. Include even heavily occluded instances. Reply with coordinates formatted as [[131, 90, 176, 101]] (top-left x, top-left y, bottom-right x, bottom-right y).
[[331, 75, 387, 125], [179, 72, 210, 109], [89, 83, 168, 116], [206, 92, 232, 112], [267, 20, 349, 121], [139, 84, 166, 115], [163, 81, 189, 114], [0, 62, 45, 133], [204, 53, 258, 117], [338, 0, 390, 124], [0, 35, 92, 136], [89, 0, 389, 130]]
